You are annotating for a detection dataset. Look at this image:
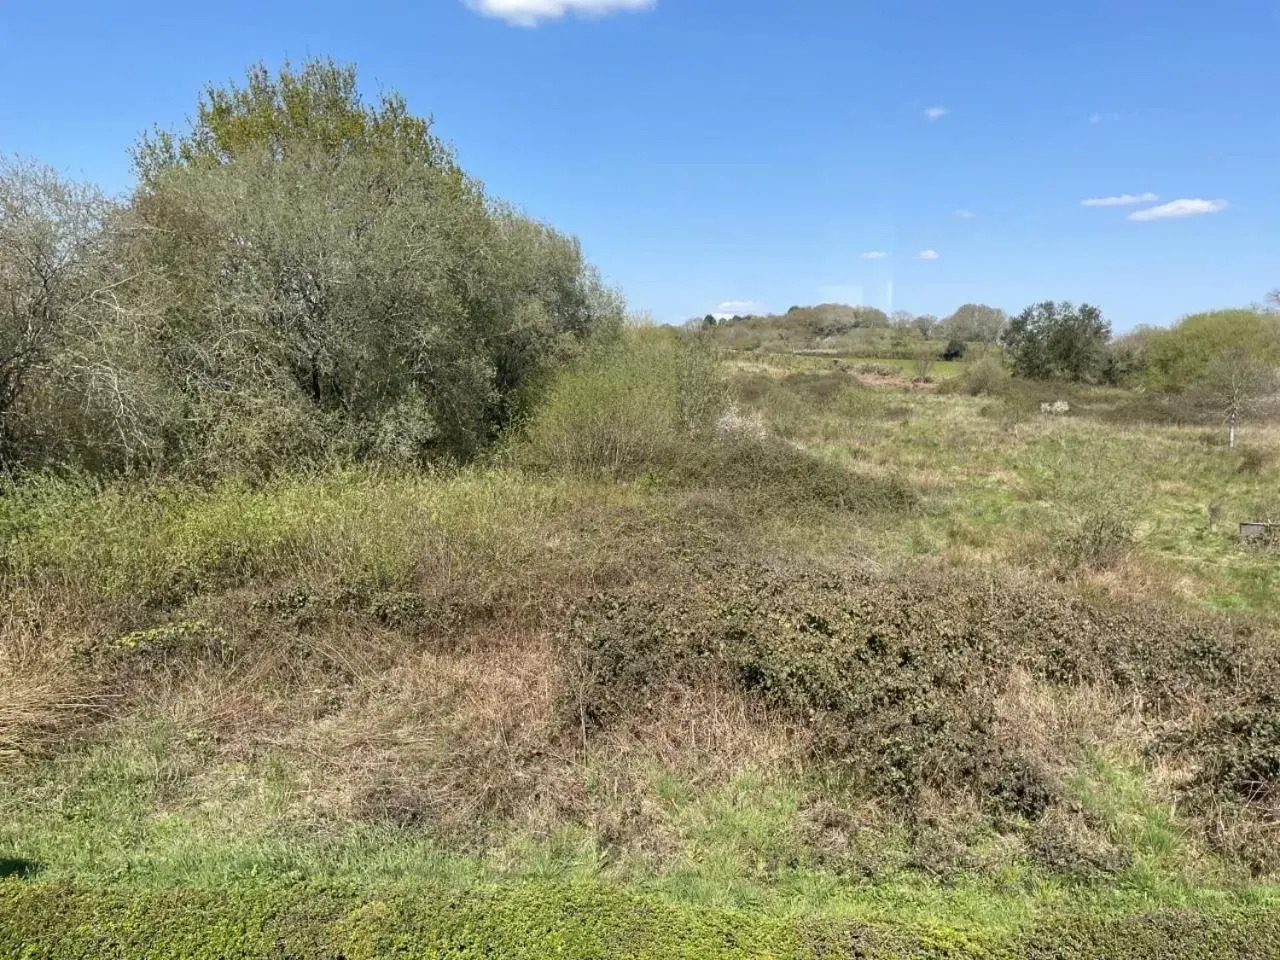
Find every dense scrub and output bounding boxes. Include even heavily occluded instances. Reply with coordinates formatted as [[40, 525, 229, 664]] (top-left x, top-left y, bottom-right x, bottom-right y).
[[561, 559, 1280, 868], [0, 61, 622, 478]]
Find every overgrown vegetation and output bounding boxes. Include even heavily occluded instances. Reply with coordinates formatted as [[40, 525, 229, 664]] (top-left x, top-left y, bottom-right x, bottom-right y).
[[3, 57, 1280, 960], [0, 60, 621, 478]]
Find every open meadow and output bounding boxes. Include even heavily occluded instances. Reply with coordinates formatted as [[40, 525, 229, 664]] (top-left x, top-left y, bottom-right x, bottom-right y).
[[3, 56, 1279, 958], [3, 330, 1278, 958]]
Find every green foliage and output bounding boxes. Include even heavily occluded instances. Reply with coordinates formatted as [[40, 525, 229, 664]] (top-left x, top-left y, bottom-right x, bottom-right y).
[[1099, 329, 1154, 386], [701, 305, 924, 359], [2, 881, 1277, 959], [3, 60, 623, 477], [513, 326, 718, 477], [0, 881, 836, 960], [1144, 310, 1280, 392], [948, 356, 1008, 396], [1001, 301, 1111, 382], [779, 303, 892, 335], [134, 59, 449, 184]]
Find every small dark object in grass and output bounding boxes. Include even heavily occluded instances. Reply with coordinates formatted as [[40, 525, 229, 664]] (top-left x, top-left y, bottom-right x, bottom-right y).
[[1240, 522, 1277, 545], [0, 858, 41, 880]]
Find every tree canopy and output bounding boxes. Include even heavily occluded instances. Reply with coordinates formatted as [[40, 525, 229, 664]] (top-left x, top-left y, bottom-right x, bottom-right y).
[[1001, 301, 1110, 382], [0, 60, 623, 478], [1142, 309, 1280, 392], [939, 303, 1007, 342]]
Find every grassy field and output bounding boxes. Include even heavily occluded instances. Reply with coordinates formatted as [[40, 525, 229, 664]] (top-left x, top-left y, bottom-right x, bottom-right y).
[[2, 337, 1278, 957]]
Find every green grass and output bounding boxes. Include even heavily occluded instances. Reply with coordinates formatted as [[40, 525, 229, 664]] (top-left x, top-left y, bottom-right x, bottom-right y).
[[2, 340, 1278, 957], [3, 879, 1279, 959], [728, 371, 1280, 613]]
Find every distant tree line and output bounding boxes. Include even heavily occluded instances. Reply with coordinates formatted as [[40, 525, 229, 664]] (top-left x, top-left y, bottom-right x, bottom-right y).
[[0, 60, 623, 479], [703, 294, 1278, 407], [702, 302, 1009, 343]]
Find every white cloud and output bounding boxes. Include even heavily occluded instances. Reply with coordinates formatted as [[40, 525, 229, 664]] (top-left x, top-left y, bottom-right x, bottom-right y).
[[1090, 112, 1120, 124], [953, 209, 977, 219], [861, 250, 889, 260], [466, 0, 654, 27], [711, 299, 763, 319], [923, 106, 949, 121], [1081, 192, 1159, 208], [915, 249, 939, 261], [1127, 198, 1229, 222]]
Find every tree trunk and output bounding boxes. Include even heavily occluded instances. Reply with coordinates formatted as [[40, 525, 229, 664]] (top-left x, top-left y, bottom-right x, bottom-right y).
[[1229, 418, 1237, 450]]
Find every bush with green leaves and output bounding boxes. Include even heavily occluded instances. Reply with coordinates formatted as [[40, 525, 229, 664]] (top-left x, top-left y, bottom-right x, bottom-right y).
[[512, 326, 721, 477], [1001, 301, 1111, 382], [1143, 309, 1280, 393], [940, 355, 1008, 396], [0, 60, 623, 477]]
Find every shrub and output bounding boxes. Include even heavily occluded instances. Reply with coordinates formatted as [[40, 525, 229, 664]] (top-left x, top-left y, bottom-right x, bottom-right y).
[[559, 558, 1274, 838], [1051, 508, 1135, 573], [1, 60, 624, 477], [513, 326, 723, 478], [1144, 309, 1280, 392], [954, 356, 1008, 396], [1001, 301, 1110, 382]]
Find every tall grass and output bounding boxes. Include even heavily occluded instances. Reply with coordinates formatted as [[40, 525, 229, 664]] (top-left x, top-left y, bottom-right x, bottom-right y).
[[513, 326, 725, 478], [512, 327, 913, 513]]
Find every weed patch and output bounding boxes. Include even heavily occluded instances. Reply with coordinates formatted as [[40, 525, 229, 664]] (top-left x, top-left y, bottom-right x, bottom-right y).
[[560, 559, 1278, 864]]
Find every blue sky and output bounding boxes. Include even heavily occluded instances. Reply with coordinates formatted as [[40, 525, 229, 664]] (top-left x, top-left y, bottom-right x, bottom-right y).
[[3, 1, 1278, 330]]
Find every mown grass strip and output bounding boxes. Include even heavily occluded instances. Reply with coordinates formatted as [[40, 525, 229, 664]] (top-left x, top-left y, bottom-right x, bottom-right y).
[[2, 880, 1278, 959]]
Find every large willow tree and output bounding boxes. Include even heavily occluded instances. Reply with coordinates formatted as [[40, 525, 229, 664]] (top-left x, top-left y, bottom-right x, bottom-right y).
[[3, 59, 622, 477]]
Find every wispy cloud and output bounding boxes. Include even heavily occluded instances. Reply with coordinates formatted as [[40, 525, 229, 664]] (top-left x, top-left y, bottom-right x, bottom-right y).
[[1128, 198, 1228, 222], [915, 249, 939, 261], [1090, 112, 1120, 124], [953, 209, 977, 220], [711, 299, 763, 318], [860, 251, 889, 260], [923, 106, 949, 121], [466, 0, 654, 27], [1081, 192, 1159, 208]]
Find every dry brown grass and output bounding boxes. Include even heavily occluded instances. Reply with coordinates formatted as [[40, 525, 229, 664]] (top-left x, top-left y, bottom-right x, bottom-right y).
[[993, 668, 1146, 775], [0, 593, 107, 763], [259, 623, 811, 847]]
